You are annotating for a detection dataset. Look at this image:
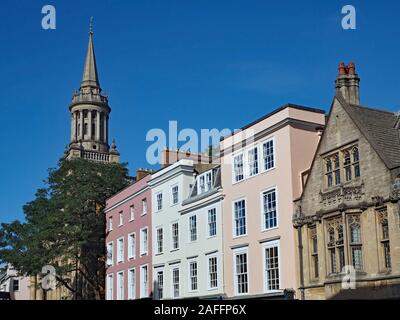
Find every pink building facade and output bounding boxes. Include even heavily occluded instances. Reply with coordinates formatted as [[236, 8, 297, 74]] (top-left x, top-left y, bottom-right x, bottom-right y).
[[220, 104, 325, 299], [105, 173, 153, 300]]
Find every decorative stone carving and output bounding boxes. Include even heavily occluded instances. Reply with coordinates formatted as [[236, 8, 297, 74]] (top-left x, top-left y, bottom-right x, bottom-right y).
[[320, 184, 364, 207], [293, 205, 320, 227], [377, 208, 388, 224], [372, 196, 384, 207]]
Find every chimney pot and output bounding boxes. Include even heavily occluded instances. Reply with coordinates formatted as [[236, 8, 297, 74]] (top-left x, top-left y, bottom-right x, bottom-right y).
[[348, 62, 356, 75], [338, 62, 346, 75]]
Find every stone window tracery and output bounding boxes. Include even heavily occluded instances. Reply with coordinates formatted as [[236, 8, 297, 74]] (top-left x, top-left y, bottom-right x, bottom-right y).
[[323, 145, 360, 188], [348, 215, 363, 271], [326, 217, 345, 274], [377, 209, 391, 270]]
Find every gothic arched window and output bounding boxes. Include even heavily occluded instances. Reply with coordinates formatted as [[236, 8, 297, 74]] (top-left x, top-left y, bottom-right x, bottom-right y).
[[326, 159, 333, 187], [333, 155, 341, 185], [347, 215, 363, 271], [353, 147, 360, 178], [343, 151, 352, 182]]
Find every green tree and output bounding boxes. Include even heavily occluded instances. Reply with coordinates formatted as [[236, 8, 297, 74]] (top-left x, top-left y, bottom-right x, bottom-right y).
[[0, 158, 130, 300]]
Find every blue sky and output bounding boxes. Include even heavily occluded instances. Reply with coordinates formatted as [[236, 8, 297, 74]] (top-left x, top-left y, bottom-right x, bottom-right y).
[[1, 0, 400, 223]]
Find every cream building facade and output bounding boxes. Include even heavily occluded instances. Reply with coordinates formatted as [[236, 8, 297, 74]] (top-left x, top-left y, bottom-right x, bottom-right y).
[[220, 103, 326, 299]]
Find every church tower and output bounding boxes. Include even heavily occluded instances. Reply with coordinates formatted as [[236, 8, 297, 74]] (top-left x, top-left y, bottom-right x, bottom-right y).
[[65, 20, 120, 163]]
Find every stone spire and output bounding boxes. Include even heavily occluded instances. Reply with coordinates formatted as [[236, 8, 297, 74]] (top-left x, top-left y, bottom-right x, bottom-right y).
[[81, 18, 100, 89], [335, 62, 360, 105], [65, 19, 120, 164]]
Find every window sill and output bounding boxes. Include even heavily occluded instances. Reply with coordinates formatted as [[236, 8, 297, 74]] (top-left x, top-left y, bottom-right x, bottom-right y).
[[261, 226, 279, 233], [170, 248, 180, 253], [232, 234, 248, 240]]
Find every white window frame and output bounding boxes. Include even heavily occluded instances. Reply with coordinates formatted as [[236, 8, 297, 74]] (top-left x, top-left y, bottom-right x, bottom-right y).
[[140, 227, 149, 256], [128, 232, 136, 260], [197, 171, 214, 194], [232, 198, 247, 238], [247, 145, 260, 177], [262, 137, 275, 172], [262, 240, 281, 293], [171, 222, 180, 251], [129, 205, 135, 221], [140, 264, 149, 298], [128, 268, 136, 300], [188, 259, 198, 293], [117, 271, 124, 300], [106, 241, 114, 266], [231, 137, 276, 185], [207, 253, 218, 291], [119, 211, 124, 227], [142, 198, 147, 216], [117, 237, 124, 263], [171, 184, 179, 205], [207, 207, 217, 238], [155, 227, 163, 255], [260, 187, 279, 232], [233, 247, 249, 296], [155, 268, 164, 300], [109, 216, 113, 231], [188, 214, 198, 243], [156, 192, 163, 212], [232, 153, 244, 183], [106, 273, 113, 300], [171, 266, 180, 299]]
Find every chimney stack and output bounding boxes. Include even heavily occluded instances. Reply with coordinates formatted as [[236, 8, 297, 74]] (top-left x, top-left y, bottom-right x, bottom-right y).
[[335, 62, 360, 105], [136, 168, 154, 181]]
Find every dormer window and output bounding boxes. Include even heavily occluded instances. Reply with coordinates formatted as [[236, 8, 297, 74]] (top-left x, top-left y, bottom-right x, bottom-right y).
[[197, 171, 214, 195]]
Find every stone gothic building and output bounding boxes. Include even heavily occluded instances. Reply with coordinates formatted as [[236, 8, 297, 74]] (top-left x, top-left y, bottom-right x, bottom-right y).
[[64, 26, 119, 163], [293, 63, 400, 299]]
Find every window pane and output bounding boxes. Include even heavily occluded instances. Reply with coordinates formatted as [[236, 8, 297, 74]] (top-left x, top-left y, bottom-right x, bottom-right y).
[[265, 246, 280, 291], [208, 208, 217, 237], [263, 140, 274, 170], [234, 154, 244, 182], [234, 200, 246, 236], [351, 246, 363, 271], [173, 268, 180, 298], [263, 190, 277, 229], [235, 253, 248, 294], [209, 257, 218, 289], [190, 262, 198, 291], [248, 147, 259, 176]]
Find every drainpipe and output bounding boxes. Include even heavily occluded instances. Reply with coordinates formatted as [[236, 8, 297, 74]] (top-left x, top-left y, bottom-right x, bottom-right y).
[[297, 226, 305, 300]]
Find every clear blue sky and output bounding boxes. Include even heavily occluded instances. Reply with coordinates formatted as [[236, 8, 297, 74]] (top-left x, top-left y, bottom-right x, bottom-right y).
[[1, 0, 400, 223]]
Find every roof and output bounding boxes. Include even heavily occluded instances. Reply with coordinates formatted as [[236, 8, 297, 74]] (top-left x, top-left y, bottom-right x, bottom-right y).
[[336, 94, 400, 170], [81, 31, 100, 89], [221, 103, 326, 141]]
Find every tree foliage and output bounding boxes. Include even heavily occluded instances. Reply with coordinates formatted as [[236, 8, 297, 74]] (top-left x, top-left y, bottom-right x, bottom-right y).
[[0, 158, 130, 299]]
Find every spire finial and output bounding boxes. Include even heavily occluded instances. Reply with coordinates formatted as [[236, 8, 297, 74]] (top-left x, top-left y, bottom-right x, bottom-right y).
[[89, 16, 94, 34]]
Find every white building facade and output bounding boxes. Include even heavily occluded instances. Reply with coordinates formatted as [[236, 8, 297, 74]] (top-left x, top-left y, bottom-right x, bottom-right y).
[[179, 165, 224, 299], [149, 159, 196, 299]]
